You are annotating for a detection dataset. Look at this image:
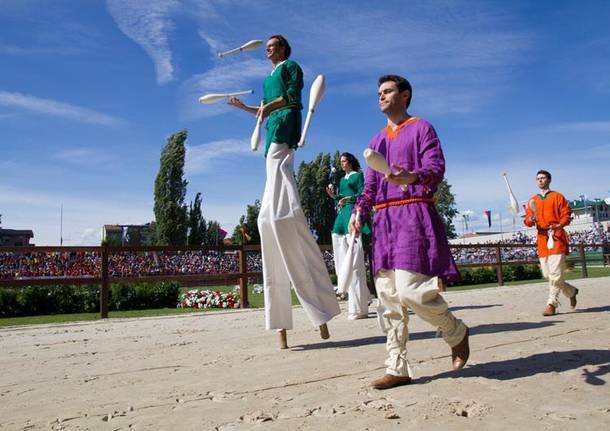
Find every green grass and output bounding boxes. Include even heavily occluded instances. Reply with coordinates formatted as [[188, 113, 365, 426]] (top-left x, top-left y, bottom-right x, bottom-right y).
[[2, 268, 609, 328], [0, 285, 288, 328], [0, 307, 217, 328]]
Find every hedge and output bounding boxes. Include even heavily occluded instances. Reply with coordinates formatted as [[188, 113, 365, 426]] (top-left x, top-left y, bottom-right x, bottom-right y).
[[451, 264, 542, 286], [0, 281, 180, 318]]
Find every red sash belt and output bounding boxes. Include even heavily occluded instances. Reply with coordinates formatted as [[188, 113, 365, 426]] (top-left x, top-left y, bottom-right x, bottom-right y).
[[373, 197, 435, 210]]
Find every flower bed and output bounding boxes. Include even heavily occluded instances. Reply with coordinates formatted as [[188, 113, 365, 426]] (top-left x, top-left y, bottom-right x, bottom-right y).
[[178, 289, 240, 309]]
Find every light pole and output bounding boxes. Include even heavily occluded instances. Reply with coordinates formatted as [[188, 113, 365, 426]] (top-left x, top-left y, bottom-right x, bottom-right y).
[[594, 198, 601, 224]]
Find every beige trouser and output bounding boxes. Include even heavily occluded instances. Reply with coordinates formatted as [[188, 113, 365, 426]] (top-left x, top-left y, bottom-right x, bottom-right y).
[[332, 233, 369, 319], [375, 268, 467, 377], [539, 254, 577, 307], [258, 143, 341, 330]]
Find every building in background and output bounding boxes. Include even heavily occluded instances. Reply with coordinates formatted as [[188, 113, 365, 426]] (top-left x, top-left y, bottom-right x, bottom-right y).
[[0, 228, 34, 246], [570, 198, 610, 223], [101, 223, 155, 246]]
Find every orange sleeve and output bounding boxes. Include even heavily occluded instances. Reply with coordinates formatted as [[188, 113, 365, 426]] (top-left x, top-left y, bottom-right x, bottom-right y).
[[557, 194, 571, 226]]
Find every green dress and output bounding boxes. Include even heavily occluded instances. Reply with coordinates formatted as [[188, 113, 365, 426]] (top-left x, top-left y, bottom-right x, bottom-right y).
[[263, 60, 303, 156], [332, 171, 371, 235]]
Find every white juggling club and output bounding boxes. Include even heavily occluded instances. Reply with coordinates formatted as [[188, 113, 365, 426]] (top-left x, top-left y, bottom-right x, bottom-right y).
[[198, 90, 253, 104], [250, 101, 264, 152], [547, 229, 555, 250], [217, 40, 262, 58], [363, 149, 408, 192], [502, 173, 520, 216], [298, 74, 326, 147]]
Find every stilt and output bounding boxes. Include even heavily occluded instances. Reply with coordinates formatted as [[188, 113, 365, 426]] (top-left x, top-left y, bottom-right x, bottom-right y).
[[319, 323, 330, 340], [278, 329, 288, 349]]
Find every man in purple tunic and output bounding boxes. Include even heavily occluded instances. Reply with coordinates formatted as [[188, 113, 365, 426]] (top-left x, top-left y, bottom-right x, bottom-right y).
[[350, 75, 470, 390]]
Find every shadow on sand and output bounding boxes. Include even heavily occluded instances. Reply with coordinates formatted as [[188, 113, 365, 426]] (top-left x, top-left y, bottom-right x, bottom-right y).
[[576, 305, 610, 314], [449, 304, 502, 312], [292, 320, 563, 350], [423, 349, 610, 385]]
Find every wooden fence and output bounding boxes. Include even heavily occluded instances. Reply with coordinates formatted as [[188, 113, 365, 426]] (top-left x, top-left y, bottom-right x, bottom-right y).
[[0, 242, 606, 319]]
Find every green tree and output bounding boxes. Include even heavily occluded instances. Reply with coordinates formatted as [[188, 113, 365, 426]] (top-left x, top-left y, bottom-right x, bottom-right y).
[[144, 222, 157, 246], [313, 153, 336, 244], [153, 130, 189, 245], [296, 152, 337, 243], [187, 192, 206, 245], [203, 220, 223, 246], [232, 199, 261, 245], [435, 178, 459, 239]]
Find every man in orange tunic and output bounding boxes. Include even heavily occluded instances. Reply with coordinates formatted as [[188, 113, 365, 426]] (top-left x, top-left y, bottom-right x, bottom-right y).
[[524, 170, 578, 316]]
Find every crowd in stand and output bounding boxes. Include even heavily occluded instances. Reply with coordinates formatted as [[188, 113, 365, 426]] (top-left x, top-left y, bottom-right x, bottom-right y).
[[0, 251, 99, 279], [1, 226, 608, 280]]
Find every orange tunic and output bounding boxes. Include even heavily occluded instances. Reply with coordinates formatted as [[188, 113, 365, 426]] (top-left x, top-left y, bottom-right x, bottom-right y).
[[524, 191, 571, 257]]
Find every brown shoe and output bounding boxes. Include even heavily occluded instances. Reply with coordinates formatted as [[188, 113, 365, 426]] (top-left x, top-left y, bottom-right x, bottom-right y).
[[570, 288, 579, 310], [451, 327, 470, 370], [542, 304, 556, 316], [371, 374, 412, 390]]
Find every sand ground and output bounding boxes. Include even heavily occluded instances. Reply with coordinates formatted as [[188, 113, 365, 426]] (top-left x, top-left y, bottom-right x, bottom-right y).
[[1, 277, 609, 430]]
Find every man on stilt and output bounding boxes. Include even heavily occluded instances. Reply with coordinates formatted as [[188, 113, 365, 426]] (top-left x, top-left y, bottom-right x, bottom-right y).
[[229, 35, 340, 349]]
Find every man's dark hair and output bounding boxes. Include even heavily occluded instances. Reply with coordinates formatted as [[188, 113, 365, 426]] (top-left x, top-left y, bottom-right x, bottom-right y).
[[340, 152, 361, 172], [378, 75, 412, 109], [269, 34, 291, 59], [537, 170, 552, 181]]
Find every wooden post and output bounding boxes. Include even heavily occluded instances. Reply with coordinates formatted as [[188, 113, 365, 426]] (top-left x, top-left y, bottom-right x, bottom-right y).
[[238, 245, 249, 308], [100, 245, 109, 319], [579, 243, 588, 278], [495, 245, 504, 286]]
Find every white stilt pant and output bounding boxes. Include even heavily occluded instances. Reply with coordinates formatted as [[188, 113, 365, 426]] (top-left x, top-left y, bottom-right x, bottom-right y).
[[332, 233, 369, 319], [258, 143, 341, 330]]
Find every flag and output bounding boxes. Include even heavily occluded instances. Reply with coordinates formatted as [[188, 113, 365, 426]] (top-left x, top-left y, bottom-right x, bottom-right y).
[[217, 227, 228, 240], [241, 224, 251, 242], [484, 210, 492, 228]]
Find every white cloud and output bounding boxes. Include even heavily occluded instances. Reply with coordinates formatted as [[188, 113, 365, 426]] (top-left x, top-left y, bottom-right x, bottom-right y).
[[0, 91, 125, 126], [106, 0, 179, 84], [198, 30, 225, 56], [186, 138, 257, 175]]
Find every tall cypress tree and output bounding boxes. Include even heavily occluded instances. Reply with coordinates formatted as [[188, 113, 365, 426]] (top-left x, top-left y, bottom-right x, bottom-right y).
[[153, 130, 189, 245], [313, 153, 335, 244], [296, 153, 338, 243], [187, 192, 206, 245]]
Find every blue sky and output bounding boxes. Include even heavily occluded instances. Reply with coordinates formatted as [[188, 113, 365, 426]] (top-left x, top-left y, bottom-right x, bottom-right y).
[[1, 0, 609, 245]]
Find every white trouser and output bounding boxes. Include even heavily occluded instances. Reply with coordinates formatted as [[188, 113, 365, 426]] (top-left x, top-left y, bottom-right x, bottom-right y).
[[375, 268, 467, 377], [331, 233, 369, 319], [539, 254, 577, 307], [258, 143, 341, 330]]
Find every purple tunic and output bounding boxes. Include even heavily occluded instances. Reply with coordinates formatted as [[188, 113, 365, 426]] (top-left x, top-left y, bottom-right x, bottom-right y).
[[355, 117, 460, 282]]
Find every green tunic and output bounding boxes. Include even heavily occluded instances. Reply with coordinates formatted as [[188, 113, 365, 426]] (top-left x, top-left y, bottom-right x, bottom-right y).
[[332, 171, 371, 235], [263, 60, 303, 156]]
